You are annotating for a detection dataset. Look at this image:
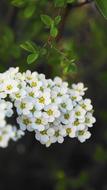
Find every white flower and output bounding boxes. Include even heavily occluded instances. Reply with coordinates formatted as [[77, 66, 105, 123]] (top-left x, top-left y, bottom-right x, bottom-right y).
[[5, 101, 13, 117], [29, 78, 42, 89], [65, 125, 77, 138], [38, 73, 46, 81], [29, 107, 42, 118], [69, 89, 82, 102], [32, 115, 48, 131], [26, 87, 39, 99], [54, 129, 64, 144], [74, 105, 86, 120], [79, 99, 93, 111], [72, 119, 85, 130], [52, 86, 67, 97], [2, 79, 19, 94], [54, 77, 62, 86], [54, 77, 68, 87], [17, 116, 33, 131], [0, 91, 7, 99], [12, 127, 25, 141], [11, 89, 26, 100], [0, 100, 13, 118], [72, 82, 87, 96], [15, 72, 26, 82], [0, 114, 6, 128], [85, 113, 96, 127], [24, 70, 38, 83], [6, 67, 19, 77], [77, 129, 91, 143], [35, 91, 51, 110], [0, 125, 17, 148], [0, 131, 10, 148], [47, 128, 55, 136], [35, 130, 49, 144], [15, 98, 33, 115], [44, 104, 60, 122], [60, 95, 73, 113], [60, 111, 75, 125]]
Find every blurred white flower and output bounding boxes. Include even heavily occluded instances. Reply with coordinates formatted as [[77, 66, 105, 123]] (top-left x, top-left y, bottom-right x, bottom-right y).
[[72, 82, 87, 96], [77, 129, 91, 143]]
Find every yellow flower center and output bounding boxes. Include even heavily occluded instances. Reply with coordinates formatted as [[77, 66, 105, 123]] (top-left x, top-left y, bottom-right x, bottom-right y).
[[39, 97, 45, 104], [40, 87, 44, 92], [61, 103, 66, 108], [55, 131, 59, 137], [66, 128, 71, 134], [6, 85, 13, 90], [85, 118, 90, 123], [47, 109, 53, 116], [0, 136, 3, 141], [35, 118, 42, 125], [57, 93, 62, 97], [31, 107, 36, 113], [75, 111, 81, 116], [31, 81, 37, 87], [72, 96, 76, 100], [20, 102, 26, 109], [29, 92, 34, 97], [78, 130, 84, 136], [81, 104, 86, 109], [23, 118, 31, 125], [74, 120, 79, 126], [41, 130, 47, 135], [15, 93, 21, 98], [27, 76, 32, 80], [64, 113, 70, 119]]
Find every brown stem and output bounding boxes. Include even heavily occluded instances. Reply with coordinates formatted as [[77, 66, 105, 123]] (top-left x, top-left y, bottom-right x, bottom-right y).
[[6, 7, 18, 28], [56, 0, 94, 42]]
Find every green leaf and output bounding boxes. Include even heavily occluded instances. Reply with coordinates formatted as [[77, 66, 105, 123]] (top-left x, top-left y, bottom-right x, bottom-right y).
[[27, 53, 39, 64], [20, 41, 36, 52], [50, 26, 58, 37], [23, 5, 36, 18], [67, 0, 75, 3], [95, 0, 107, 19], [69, 63, 77, 72], [40, 14, 53, 27], [54, 0, 66, 7], [54, 16, 61, 25], [64, 60, 77, 73], [40, 48, 47, 56], [10, 0, 25, 7]]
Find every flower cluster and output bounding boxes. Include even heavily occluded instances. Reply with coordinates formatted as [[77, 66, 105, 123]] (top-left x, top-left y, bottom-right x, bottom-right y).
[[0, 99, 24, 148], [0, 67, 96, 147]]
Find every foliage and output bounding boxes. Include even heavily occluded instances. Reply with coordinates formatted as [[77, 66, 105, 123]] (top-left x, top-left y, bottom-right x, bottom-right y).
[[95, 0, 107, 19], [0, 0, 106, 75]]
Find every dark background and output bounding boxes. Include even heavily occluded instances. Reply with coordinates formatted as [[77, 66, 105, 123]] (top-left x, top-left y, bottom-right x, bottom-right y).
[[0, 1, 107, 190]]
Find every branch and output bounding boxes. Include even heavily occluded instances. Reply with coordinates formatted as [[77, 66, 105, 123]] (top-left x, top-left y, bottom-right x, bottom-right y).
[[6, 7, 18, 28], [71, 0, 94, 9], [56, 0, 94, 42]]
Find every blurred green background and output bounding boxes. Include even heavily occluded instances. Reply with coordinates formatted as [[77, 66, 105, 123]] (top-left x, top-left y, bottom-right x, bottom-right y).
[[0, 1, 107, 190]]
